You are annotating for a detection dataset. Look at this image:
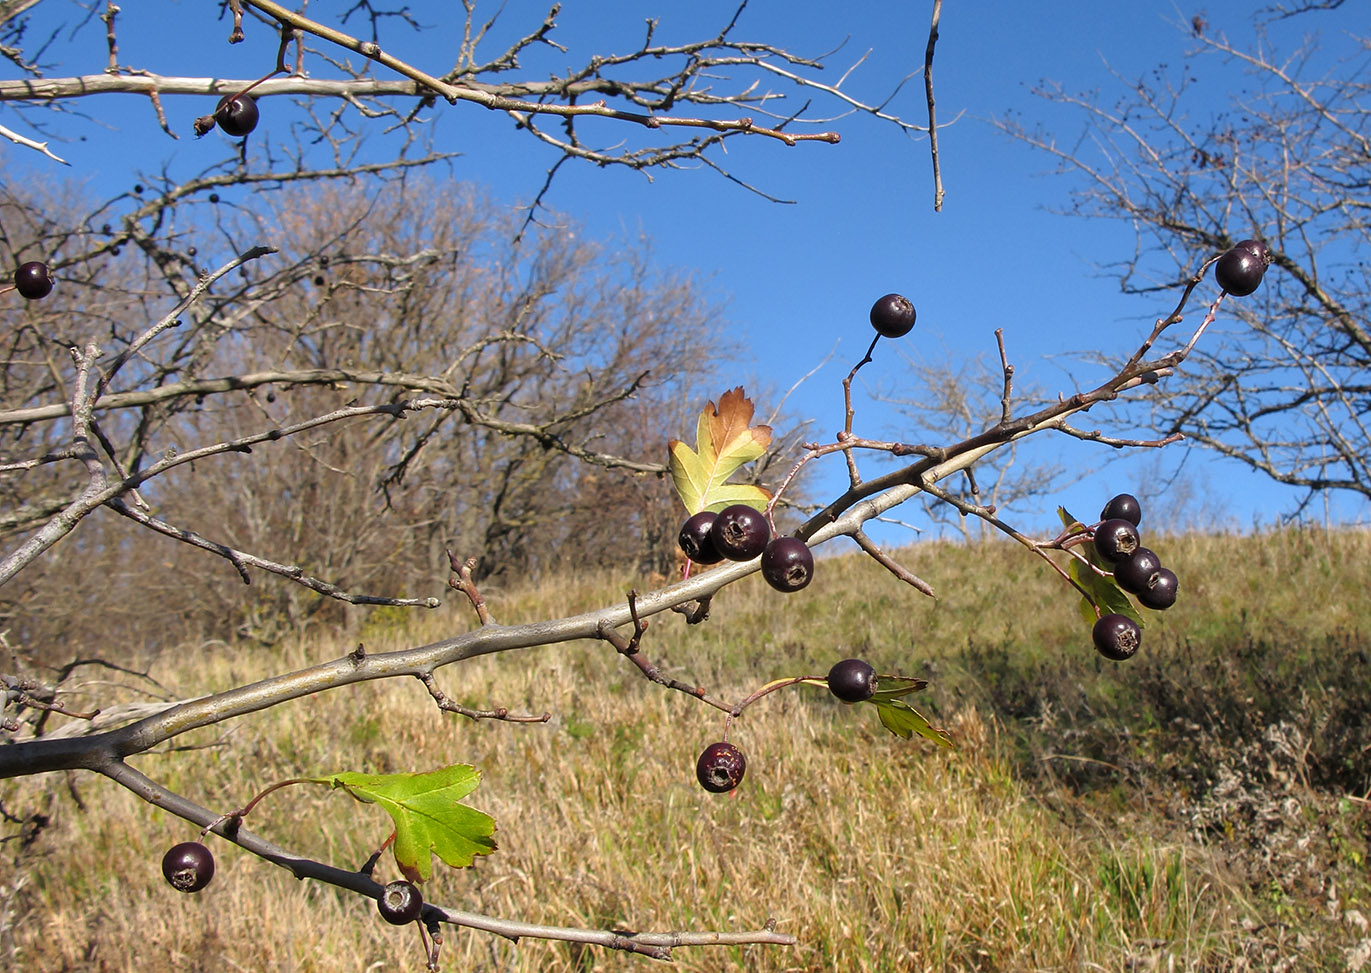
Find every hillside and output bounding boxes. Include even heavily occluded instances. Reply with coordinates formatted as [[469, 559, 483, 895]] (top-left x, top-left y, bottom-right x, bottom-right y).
[[2, 529, 1369, 971]]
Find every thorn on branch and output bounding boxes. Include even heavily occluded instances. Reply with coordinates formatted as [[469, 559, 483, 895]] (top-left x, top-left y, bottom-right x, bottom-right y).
[[670, 595, 712, 624], [624, 590, 647, 653], [445, 550, 491, 625], [228, 0, 245, 42]]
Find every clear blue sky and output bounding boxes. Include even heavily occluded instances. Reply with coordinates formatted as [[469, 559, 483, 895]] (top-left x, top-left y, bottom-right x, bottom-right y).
[[7, 1, 1367, 542]]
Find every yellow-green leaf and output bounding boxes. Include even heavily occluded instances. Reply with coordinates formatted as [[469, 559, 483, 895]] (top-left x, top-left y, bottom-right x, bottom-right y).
[[324, 764, 497, 882], [668, 387, 773, 514]]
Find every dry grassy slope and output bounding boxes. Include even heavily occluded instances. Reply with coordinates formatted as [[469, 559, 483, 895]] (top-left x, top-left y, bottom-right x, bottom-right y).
[[2, 529, 1368, 971]]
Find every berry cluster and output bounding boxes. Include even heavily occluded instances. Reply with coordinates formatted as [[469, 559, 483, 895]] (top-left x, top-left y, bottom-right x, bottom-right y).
[[1213, 239, 1271, 297], [1089, 493, 1180, 661], [677, 505, 814, 593]]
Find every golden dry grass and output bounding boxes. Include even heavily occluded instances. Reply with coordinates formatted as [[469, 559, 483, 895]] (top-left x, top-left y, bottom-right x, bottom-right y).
[[4, 528, 1368, 971]]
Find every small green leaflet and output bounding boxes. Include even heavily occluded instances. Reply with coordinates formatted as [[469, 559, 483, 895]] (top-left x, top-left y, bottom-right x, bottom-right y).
[[796, 674, 928, 699], [874, 700, 955, 748], [870, 676, 929, 702], [668, 386, 773, 515], [1058, 506, 1143, 629], [321, 764, 497, 882], [801, 672, 951, 748]]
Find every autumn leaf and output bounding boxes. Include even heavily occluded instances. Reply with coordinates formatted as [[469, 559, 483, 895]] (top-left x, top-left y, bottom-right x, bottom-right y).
[[668, 387, 773, 514], [322, 765, 497, 882]]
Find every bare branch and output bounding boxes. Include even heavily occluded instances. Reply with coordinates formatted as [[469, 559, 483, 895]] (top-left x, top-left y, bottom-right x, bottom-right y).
[[923, 0, 945, 210]]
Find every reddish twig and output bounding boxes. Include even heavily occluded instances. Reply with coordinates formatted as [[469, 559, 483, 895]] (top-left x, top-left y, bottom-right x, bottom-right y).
[[446, 552, 492, 625], [599, 593, 734, 713]]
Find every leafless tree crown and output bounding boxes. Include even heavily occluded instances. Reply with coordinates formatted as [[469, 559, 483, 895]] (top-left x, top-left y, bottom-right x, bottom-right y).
[[999, 11, 1370, 508]]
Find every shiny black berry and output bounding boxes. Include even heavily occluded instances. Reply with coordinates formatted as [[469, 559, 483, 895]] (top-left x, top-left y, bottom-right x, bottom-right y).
[[1092, 613, 1141, 661], [161, 841, 215, 893], [760, 537, 813, 592], [1100, 493, 1142, 528], [678, 511, 724, 565], [1234, 238, 1270, 264], [869, 293, 917, 338], [13, 261, 53, 300], [215, 94, 260, 137], [1214, 244, 1268, 296], [377, 880, 423, 924], [1138, 567, 1179, 610], [827, 658, 877, 703], [710, 504, 770, 561], [1094, 518, 1141, 564], [696, 741, 746, 793], [1114, 547, 1163, 595]]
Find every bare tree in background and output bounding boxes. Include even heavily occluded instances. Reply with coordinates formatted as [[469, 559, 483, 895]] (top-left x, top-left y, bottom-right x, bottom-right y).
[[876, 347, 1069, 540], [0, 176, 730, 653], [2, 0, 941, 648], [0, 2, 959, 963], [999, 7, 1370, 511]]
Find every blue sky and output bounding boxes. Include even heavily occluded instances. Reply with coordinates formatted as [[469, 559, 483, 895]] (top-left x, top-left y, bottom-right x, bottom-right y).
[[6, 0, 1367, 542]]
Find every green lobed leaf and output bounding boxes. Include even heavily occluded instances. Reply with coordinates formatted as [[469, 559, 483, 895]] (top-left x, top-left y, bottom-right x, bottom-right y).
[[323, 764, 497, 882], [1060, 506, 1144, 629], [873, 699, 954, 748]]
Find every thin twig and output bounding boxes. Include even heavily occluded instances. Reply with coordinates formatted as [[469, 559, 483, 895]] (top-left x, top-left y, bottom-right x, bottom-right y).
[[923, 0, 945, 210], [850, 528, 935, 597], [418, 672, 550, 723]]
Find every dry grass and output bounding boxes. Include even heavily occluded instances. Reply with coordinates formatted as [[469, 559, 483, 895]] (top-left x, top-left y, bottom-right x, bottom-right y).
[[3, 528, 1369, 971]]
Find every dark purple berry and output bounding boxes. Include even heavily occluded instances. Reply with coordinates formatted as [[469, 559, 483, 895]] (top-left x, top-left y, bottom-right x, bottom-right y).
[[678, 511, 724, 564], [1093, 518, 1141, 564], [1234, 238, 1270, 264], [378, 880, 424, 924], [1114, 547, 1163, 595], [869, 293, 917, 339], [710, 504, 770, 561], [1092, 613, 1141, 661], [1100, 493, 1142, 528], [215, 94, 260, 137], [827, 658, 877, 703], [696, 741, 746, 793], [1138, 567, 1178, 610], [161, 841, 215, 893], [1214, 245, 1268, 296], [760, 537, 813, 592], [13, 261, 53, 300]]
